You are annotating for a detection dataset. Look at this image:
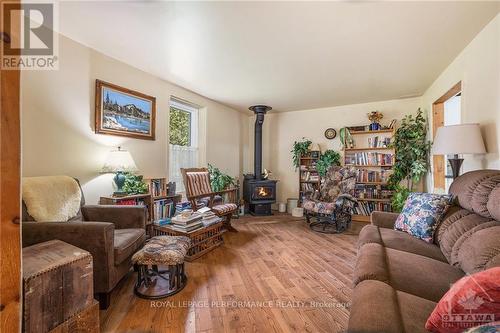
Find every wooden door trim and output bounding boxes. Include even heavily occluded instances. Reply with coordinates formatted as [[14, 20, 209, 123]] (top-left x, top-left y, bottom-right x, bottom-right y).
[[432, 81, 461, 192], [0, 0, 21, 331]]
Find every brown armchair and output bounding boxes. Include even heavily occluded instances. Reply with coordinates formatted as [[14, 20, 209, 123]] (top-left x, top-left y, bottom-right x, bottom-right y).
[[181, 167, 239, 232], [21, 178, 146, 309]]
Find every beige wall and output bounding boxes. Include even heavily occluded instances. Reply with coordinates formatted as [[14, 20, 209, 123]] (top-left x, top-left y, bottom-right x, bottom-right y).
[[250, 97, 422, 203], [422, 13, 500, 191], [21, 34, 249, 204]]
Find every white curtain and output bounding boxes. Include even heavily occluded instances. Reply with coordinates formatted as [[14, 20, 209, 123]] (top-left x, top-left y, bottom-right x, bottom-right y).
[[169, 144, 199, 193]]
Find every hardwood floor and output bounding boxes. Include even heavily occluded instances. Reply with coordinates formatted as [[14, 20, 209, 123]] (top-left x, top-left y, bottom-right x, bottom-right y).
[[100, 214, 364, 333]]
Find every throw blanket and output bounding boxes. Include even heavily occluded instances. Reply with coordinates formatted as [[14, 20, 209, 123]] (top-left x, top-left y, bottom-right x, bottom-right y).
[[22, 176, 82, 222]]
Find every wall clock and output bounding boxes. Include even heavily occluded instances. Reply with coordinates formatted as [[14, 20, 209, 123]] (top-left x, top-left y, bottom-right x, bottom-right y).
[[324, 128, 337, 140]]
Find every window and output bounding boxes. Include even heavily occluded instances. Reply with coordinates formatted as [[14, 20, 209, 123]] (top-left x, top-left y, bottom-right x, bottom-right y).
[[168, 98, 199, 192]]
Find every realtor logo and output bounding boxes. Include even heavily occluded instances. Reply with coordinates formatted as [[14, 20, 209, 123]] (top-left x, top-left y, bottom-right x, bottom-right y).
[[1, 1, 58, 69]]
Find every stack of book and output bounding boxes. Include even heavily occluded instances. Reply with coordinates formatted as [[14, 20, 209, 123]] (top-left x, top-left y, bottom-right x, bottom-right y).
[[175, 201, 192, 213], [200, 210, 221, 227], [171, 213, 203, 232]]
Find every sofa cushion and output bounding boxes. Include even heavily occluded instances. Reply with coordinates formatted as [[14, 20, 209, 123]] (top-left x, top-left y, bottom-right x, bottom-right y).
[[114, 228, 146, 265], [425, 267, 500, 333], [449, 170, 500, 219], [435, 208, 471, 246], [358, 225, 447, 262], [439, 212, 492, 263], [385, 248, 464, 302], [348, 280, 404, 333], [397, 289, 437, 333], [348, 279, 437, 333], [455, 225, 500, 273], [394, 192, 453, 243]]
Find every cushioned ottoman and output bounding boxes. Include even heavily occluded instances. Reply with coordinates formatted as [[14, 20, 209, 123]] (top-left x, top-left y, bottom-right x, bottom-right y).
[[132, 236, 191, 299]]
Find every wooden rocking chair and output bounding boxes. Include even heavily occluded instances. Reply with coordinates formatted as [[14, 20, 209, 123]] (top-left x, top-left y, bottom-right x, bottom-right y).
[[181, 167, 239, 232]]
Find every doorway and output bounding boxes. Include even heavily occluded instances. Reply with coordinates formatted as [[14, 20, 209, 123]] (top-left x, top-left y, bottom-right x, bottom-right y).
[[432, 81, 462, 193]]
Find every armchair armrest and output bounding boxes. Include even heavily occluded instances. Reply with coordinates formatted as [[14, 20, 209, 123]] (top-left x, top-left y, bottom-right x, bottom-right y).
[[81, 205, 147, 229], [371, 211, 400, 229]]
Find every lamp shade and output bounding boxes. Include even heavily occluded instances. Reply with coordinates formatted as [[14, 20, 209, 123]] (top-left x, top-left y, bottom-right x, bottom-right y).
[[432, 124, 486, 155], [101, 147, 138, 173]]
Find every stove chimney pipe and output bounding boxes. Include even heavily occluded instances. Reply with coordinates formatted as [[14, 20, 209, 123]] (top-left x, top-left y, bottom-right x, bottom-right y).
[[249, 105, 272, 180]]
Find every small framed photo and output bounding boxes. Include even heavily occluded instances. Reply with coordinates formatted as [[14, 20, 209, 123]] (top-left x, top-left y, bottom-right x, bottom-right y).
[[95, 80, 156, 140]]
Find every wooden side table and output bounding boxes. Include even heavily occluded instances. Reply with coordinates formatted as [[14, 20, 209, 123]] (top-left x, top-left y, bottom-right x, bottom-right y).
[[152, 221, 225, 261]]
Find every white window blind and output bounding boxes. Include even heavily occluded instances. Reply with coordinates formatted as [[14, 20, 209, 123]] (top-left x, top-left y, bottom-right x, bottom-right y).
[[169, 98, 199, 192]]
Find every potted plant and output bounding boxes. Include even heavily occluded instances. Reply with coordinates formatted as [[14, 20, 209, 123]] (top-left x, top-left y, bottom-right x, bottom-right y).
[[316, 150, 341, 177], [208, 164, 235, 192], [291, 138, 312, 169], [388, 108, 431, 212], [122, 173, 149, 195]]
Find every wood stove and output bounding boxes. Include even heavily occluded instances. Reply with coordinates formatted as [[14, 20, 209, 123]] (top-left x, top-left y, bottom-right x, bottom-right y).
[[243, 105, 277, 216]]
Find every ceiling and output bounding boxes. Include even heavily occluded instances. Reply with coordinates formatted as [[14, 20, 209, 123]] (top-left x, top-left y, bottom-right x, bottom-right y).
[[56, 1, 499, 112]]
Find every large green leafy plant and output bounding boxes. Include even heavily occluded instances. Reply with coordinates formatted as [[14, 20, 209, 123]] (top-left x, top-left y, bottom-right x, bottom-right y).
[[316, 150, 341, 177], [388, 108, 431, 212], [291, 138, 312, 169], [122, 173, 149, 195], [208, 164, 235, 192]]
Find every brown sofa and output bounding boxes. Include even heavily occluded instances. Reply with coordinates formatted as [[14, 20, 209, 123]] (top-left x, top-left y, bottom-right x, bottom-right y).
[[348, 170, 500, 333], [22, 180, 147, 309]]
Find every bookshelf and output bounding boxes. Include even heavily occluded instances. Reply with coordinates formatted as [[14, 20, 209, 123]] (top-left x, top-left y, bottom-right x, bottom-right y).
[[298, 151, 320, 206], [100, 178, 182, 234], [342, 129, 395, 222]]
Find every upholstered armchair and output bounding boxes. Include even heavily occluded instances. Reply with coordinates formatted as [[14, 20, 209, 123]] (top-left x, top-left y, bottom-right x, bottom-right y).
[[181, 168, 239, 232], [302, 166, 358, 233], [21, 176, 147, 309]]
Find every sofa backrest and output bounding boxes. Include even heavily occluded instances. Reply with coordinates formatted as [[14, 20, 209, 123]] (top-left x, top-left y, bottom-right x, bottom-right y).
[[435, 170, 500, 274]]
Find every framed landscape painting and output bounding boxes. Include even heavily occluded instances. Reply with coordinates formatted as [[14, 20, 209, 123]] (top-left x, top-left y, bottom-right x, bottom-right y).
[[95, 80, 156, 140]]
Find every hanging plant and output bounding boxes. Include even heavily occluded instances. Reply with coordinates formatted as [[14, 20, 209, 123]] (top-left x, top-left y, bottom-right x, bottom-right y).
[[316, 150, 341, 177], [388, 108, 431, 212], [208, 164, 235, 192], [122, 173, 149, 195], [291, 138, 312, 169]]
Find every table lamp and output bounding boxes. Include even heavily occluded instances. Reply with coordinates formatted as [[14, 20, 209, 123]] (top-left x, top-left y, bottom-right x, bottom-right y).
[[432, 124, 486, 179], [101, 147, 138, 195]]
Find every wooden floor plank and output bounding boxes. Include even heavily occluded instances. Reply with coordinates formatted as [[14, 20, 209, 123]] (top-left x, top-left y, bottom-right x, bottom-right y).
[[100, 214, 363, 332]]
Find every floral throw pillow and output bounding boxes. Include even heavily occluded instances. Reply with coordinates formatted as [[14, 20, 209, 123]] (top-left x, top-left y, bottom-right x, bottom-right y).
[[394, 192, 453, 243]]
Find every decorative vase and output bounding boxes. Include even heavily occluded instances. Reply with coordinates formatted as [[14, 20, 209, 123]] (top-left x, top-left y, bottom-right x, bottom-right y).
[[369, 122, 381, 131]]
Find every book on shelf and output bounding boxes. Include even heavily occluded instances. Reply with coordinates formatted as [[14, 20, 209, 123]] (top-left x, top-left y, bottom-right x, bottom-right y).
[[345, 152, 394, 166], [367, 136, 391, 148], [153, 199, 174, 222], [357, 169, 393, 183], [116, 198, 146, 206], [355, 201, 392, 216], [354, 184, 393, 200], [300, 182, 315, 192], [301, 171, 319, 182]]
